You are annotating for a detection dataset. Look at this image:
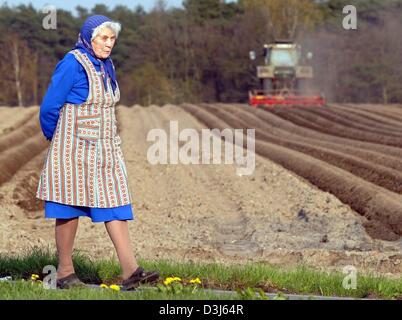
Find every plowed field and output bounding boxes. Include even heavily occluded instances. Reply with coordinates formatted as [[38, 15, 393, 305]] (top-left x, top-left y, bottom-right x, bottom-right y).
[[0, 104, 400, 276]]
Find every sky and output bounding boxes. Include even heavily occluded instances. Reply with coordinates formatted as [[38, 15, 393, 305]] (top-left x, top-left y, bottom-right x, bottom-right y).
[[1, 0, 185, 13]]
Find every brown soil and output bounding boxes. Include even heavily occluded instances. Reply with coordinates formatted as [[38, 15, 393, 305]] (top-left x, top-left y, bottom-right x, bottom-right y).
[[0, 104, 400, 277]]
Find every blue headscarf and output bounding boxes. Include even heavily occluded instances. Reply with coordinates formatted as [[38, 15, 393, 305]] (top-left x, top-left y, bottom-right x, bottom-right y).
[[74, 15, 117, 93]]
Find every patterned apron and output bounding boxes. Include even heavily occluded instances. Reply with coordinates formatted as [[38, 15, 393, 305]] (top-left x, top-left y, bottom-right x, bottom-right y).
[[36, 49, 132, 208]]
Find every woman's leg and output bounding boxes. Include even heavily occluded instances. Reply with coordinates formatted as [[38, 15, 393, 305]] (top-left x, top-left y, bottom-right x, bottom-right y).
[[55, 218, 79, 279], [104, 220, 139, 280]]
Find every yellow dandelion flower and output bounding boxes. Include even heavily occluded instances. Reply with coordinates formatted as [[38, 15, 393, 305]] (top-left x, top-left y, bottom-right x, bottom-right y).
[[100, 284, 109, 289], [163, 277, 182, 286], [189, 277, 201, 285], [109, 284, 120, 291], [31, 274, 40, 281]]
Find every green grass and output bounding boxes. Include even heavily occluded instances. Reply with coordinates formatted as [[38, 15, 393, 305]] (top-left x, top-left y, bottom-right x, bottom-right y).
[[0, 246, 401, 300], [0, 280, 237, 300]]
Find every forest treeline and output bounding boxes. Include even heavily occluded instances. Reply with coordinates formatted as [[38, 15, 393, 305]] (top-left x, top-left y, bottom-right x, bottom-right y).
[[0, 0, 401, 106]]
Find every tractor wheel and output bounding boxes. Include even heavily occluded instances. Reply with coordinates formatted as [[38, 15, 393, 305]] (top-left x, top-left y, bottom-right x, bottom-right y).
[[263, 79, 272, 94], [296, 79, 310, 94]]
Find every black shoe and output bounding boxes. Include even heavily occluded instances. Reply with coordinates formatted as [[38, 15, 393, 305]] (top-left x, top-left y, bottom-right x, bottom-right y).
[[121, 267, 159, 291], [56, 273, 86, 289]]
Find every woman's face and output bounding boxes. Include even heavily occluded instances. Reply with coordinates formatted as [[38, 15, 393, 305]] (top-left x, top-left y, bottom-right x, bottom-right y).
[[91, 27, 116, 59]]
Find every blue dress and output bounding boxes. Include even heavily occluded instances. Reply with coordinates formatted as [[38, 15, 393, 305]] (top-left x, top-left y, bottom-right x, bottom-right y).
[[40, 50, 133, 222]]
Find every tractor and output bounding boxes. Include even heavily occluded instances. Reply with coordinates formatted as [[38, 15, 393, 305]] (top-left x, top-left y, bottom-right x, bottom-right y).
[[248, 40, 325, 107]]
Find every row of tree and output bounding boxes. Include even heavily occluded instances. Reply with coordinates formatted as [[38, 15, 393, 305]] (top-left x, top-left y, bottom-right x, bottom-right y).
[[0, 0, 401, 106]]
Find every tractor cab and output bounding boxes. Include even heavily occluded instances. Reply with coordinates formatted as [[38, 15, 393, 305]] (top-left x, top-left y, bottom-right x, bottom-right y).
[[264, 43, 300, 67]]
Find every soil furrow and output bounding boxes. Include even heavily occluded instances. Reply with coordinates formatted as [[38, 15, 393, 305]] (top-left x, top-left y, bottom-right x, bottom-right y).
[[183, 103, 402, 241]]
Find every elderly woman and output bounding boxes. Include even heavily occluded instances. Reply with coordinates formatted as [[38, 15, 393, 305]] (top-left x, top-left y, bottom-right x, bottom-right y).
[[36, 15, 158, 290]]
